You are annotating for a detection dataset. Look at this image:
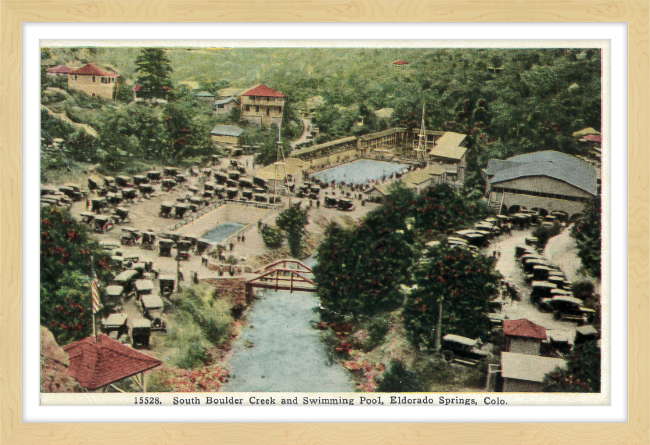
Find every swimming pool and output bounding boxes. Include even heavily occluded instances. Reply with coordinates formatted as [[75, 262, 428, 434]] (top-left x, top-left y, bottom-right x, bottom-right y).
[[201, 222, 245, 243], [311, 159, 409, 185]]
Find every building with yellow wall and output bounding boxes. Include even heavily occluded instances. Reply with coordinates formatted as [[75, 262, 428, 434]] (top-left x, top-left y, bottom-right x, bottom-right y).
[[240, 84, 285, 127], [67, 63, 119, 100]]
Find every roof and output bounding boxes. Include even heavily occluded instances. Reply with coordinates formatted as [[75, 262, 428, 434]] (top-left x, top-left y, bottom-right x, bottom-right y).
[[443, 334, 478, 347], [393, 60, 409, 65], [503, 319, 547, 340], [423, 164, 447, 176], [403, 169, 434, 186], [576, 325, 598, 336], [501, 352, 566, 383], [63, 334, 162, 390], [429, 145, 468, 161], [374, 108, 394, 119], [572, 127, 600, 138], [436, 131, 467, 148], [141, 294, 164, 309], [195, 91, 215, 98], [368, 182, 392, 196], [241, 84, 285, 98], [47, 64, 73, 74], [487, 151, 598, 196], [360, 127, 405, 141], [291, 136, 357, 156], [214, 96, 239, 105], [69, 63, 119, 77], [133, 85, 142, 92], [256, 158, 308, 181], [210, 125, 245, 137], [581, 134, 601, 142]]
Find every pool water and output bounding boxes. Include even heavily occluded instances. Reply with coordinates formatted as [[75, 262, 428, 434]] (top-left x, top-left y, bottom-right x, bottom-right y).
[[201, 222, 245, 243], [311, 159, 409, 185]]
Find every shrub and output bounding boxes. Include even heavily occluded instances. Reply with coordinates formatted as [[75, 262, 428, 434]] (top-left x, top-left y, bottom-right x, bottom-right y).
[[261, 224, 283, 248], [376, 361, 425, 392], [360, 315, 392, 352], [177, 343, 212, 369]]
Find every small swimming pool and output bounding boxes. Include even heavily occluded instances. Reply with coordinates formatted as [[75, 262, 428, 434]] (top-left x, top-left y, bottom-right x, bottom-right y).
[[311, 159, 409, 185], [202, 222, 245, 243]]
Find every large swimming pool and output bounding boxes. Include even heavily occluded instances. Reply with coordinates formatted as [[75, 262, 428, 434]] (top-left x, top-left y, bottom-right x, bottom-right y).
[[311, 159, 409, 185], [202, 222, 245, 243]]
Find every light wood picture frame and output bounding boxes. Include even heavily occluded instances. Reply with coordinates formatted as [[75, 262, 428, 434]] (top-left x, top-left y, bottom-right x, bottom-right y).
[[1, 1, 647, 444]]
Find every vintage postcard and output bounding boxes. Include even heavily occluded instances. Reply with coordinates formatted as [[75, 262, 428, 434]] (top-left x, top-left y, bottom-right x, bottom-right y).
[[38, 41, 608, 407]]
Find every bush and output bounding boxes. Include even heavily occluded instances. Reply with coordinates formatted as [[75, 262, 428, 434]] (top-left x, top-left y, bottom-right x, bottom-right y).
[[261, 224, 283, 248], [177, 343, 212, 369], [376, 361, 426, 392], [359, 315, 392, 352]]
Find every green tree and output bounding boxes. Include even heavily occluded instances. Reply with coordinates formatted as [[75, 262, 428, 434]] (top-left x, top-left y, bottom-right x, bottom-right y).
[[543, 341, 601, 392], [403, 244, 501, 350], [134, 48, 173, 99], [276, 204, 309, 258], [261, 224, 283, 248], [570, 201, 602, 278], [314, 185, 417, 320], [40, 206, 112, 344]]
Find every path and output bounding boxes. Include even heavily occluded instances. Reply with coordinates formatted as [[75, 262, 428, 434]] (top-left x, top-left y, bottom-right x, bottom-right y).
[[545, 223, 600, 288], [290, 117, 312, 149], [41, 104, 99, 137], [223, 259, 354, 392], [486, 229, 581, 333]]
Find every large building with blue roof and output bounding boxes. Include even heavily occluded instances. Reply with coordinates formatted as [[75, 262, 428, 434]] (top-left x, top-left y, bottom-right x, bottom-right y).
[[485, 151, 598, 217]]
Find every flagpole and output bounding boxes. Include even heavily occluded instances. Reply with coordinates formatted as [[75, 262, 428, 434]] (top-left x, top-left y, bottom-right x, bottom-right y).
[[91, 255, 98, 343]]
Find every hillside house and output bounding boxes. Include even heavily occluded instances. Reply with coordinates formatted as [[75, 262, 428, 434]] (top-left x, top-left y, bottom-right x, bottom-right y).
[[214, 97, 239, 115], [485, 151, 598, 217], [46, 64, 73, 77], [67, 63, 119, 100], [195, 91, 215, 102], [393, 60, 409, 68], [503, 319, 547, 356], [210, 125, 245, 146], [240, 84, 286, 127]]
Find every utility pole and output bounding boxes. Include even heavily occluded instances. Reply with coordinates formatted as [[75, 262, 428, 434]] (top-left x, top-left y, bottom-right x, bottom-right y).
[[434, 297, 443, 353], [415, 103, 427, 164], [176, 252, 182, 293]]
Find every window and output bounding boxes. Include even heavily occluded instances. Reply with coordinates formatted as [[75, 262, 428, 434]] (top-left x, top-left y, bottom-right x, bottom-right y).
[[218, 104, 224, 109], [74, 75, 78, 81], [256, 106, 259, 113], [245, 106, 250, 112], [92, 76, 96, 82]]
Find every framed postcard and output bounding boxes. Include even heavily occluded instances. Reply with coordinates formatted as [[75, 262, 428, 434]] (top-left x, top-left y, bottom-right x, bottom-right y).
[[1, 2, 648, 445]]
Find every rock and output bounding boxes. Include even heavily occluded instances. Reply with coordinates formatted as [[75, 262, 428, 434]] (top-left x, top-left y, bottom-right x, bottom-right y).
[[40, 326, 81, 393]]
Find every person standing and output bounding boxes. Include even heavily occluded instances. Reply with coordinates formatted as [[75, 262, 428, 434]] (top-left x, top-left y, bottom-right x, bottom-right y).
[[241, 235, 245, 243]]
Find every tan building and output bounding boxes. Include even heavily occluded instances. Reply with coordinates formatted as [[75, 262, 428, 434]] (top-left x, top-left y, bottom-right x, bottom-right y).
[[67, 63, 119, 100], [240, 84, 285, 127], [501, 352, 566, 392], [256, 158, 308, 192], [214, 97, 239, 115], [210, 125, 245, 146], [503, 319, 547, 356], [485, 151, 598, 218], [428, 131, 468, 183]]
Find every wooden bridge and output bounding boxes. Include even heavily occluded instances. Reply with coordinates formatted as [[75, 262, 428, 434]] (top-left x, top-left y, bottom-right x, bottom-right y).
[[245, 259, 316, 304]]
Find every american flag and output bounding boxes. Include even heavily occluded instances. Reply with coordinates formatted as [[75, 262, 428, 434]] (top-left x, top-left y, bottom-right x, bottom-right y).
[[91, 265, 101, 314]]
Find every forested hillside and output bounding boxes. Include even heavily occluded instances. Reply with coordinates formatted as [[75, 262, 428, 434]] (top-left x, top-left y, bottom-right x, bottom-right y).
[[41, 46, 601, 178]]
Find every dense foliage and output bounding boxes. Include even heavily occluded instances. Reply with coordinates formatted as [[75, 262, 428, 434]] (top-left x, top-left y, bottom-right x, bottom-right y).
[[40, 206, 112, 344], [314, 187, 417, 320], [276, 204, 310, 258], [412, 183, 491, 237], [570, 201, 602, 279], [403, 245, 501, 348], [543, 341, 601, 393]]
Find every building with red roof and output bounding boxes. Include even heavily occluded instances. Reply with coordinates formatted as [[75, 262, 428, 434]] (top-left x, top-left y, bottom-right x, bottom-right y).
[[240, 84, 286, 127], [503, 319, 547, 356], [67, 63, 119, 100], [393, 60, 409, 67], [63, 334, 162, 391], [46, 64, 73, 76]]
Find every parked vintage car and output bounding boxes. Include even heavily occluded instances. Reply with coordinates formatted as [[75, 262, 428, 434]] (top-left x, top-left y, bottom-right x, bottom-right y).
[[140, 294, 166, 332], [441, 334, 490, 365], [159, 274, 176, 298], [131, 319, 152, 348], [101, 314, 129, 340]]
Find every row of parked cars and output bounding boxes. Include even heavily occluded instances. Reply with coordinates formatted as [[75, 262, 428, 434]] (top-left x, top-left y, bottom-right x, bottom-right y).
[[41, 183, 87, 208], [515, 244, 596, 325]]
